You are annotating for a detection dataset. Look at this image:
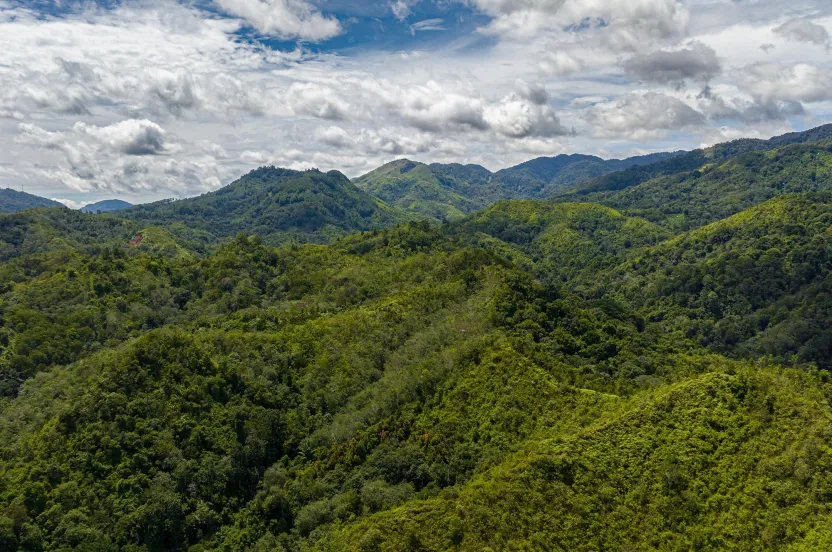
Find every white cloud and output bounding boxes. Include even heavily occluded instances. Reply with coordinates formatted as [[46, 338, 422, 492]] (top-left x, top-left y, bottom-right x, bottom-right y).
[[14, 120, 224, 195], [539, 50, 585, 76], [469, 0, 689, 50], [212, 0, 342, 41], [391, 1, 413, 21], [697, 85, 804, 124], [0, 5, 292, 122], [51, 198, 94, 210], [738, 62, 832, 104], [315, 126, 355, 149], [584, 92, 705, 139], [410, 18, 446, 35], [484, 89, 570, 138], [2, 0, 832, 202], [283, 82, 351, 120], [624, 41, 721, 85], [773, 18, 830, 49]]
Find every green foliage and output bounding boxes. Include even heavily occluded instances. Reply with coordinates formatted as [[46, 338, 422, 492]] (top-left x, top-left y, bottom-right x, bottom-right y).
[[322, 365, 832, 551], [123, 167, 411, 247], [446, 200, 669, 284], [4, 130, 832, 551], [596, 194, 832, 369], [353, 160, 499, 221], [0, 208, 138, 262], [561, 123, 832, 200], [0, 190, 63, 214], [353, 154, 683, 221], [492, 151, 682, 199], [563, 143, 832, 231], [0, 218, 687, 551]]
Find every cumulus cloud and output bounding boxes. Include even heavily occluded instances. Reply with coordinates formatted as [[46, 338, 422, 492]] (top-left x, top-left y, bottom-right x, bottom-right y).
[[738, 62, 832, 104], [360, 78, 568, 139], [14, 120, 224, 195], [514, 80, 550, 106], [19, 119, 177, 157], [624, 42, 721, 85], [471, 0, 689, 50], [584, 92, 705, 139], [315, 126, 355, 149], [697, 86, 804, 124], [212, 0, 342, 41], [246, 126, 466, 172], [539, 50, 585, 76], [3, 0, 832, 201], [773, 18, 830, 49], [485, 83, 570, 138], [365, 79, 489, 132], [283, 82, 351, 120], [0, 5, 294, 122]]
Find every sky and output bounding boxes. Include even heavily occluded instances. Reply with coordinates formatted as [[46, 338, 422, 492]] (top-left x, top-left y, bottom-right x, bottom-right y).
[[1, 0, 831, 207]]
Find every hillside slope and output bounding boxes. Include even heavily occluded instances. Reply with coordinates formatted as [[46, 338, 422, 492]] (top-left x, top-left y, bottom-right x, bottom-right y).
[[598, 193, 832, 369], [321, 364, 832, 551], [559, 123, 832, 200], [1, 195, 832, 550], [0, 189, 63, 213], [493, 151, 681, 199], [353, 160, 496, 220], [0, 223, 668, 551], [354, 153, 683, 220], [446, 200, 669, 283], [124, 167, 410, 247], [555, 141, 832, 231]]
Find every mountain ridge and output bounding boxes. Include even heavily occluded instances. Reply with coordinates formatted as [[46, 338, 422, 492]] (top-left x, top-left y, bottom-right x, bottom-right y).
[[0, 188, 64, 213], [354, 151, 686, 220], [121, 166, 411, 248]]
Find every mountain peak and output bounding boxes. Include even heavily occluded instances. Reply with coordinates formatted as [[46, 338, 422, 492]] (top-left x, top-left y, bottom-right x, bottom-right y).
[[80, 199, 133, 213], [121, 166, 407, 246]]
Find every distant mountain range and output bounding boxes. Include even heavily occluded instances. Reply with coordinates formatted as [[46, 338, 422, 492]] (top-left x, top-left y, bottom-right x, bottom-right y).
[[81, 199, 133, 213], [354, 151, 684, 220], [2, 124, 831, 246], [2, 123, 832, 551]]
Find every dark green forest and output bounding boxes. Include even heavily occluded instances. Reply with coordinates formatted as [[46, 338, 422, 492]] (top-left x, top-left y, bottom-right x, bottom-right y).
[[2, 125, 832, 551], [0, 190, 63, 214]]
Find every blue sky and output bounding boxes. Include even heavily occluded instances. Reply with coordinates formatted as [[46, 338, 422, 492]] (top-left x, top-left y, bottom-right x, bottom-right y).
[[1, 0, 831, 207]]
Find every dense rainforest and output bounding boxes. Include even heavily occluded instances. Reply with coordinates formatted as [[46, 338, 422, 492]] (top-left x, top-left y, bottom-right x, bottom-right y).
[[1, 125, 832, 551]]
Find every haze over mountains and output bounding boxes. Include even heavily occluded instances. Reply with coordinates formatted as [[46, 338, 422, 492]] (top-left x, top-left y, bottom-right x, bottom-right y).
[[1, 124, 832, 551]]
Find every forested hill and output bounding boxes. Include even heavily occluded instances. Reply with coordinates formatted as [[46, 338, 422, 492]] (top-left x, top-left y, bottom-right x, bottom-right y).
[[2, 201, 832, 550], [354, 152, 683, 220], [490, 150, 682, 199], [0, 189, 63, 213], [353, 159, 499, 220], [121, 167, 410, 247], [558, 123, 832, 199], [81, 199, 133, 213], [554, 138, 832, 231], [3, 126, 832, 551]]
